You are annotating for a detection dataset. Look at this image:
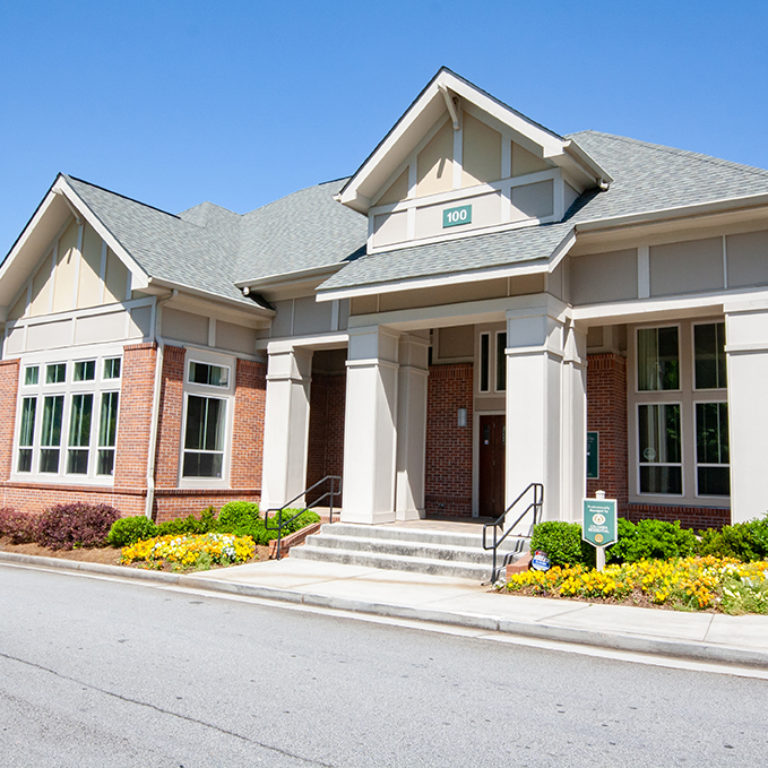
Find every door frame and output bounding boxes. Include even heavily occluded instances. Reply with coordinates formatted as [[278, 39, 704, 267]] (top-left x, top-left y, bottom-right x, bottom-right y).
[[472, 408, 505, 518]]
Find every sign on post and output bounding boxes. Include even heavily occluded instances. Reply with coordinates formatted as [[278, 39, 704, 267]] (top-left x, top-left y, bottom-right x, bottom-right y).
[[582, 494, 617, 571]]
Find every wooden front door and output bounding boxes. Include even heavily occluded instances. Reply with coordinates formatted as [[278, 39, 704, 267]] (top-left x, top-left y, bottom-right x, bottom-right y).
[[479, 415, 505, 517]]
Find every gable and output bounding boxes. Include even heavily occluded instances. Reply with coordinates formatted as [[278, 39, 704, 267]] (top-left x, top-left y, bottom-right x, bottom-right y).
[[7, 216, 131, 321], [339, 69, 608, 255]]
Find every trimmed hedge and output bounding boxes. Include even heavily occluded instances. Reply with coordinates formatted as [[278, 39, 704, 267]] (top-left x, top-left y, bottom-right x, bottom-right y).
[[529, 521, 595, 568], [607, 518, 697, 564], [107, 515, 159, 547]]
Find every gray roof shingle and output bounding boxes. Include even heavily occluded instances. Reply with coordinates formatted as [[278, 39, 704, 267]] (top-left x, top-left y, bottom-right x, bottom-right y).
[[59, 129, 768, 302]]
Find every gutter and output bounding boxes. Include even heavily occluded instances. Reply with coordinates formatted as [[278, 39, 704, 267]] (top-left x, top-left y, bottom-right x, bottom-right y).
[[145, 290, 176, 519]]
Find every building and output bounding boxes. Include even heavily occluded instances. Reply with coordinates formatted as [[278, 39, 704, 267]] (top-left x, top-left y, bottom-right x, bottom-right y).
[[1, 68, 767, 529]]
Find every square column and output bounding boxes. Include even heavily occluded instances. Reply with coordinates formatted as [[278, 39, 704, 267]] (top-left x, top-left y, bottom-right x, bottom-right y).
[[505, 296, 585, 523], [395, 332, 429, 520], [725, 300, 768, 523], [342, 326, 400, 524], [260, 342, 313, 511]]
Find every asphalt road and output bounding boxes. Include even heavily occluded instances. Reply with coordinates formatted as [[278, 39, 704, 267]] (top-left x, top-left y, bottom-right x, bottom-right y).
[[1, 564, 767, 768]]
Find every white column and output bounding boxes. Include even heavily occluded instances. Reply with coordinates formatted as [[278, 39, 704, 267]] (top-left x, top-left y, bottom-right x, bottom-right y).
[[725, 300, 768, 523], [505, 296, 570, 523], [560, 320, 588, 522], [341, 326, 400, 524], [395, 331, 429, 520], [260, 342, 313, 512]]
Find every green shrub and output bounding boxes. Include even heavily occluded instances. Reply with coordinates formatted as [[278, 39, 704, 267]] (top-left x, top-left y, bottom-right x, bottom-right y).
[[530, 521, 594, 568], [607, 518, 697, 563], [155, 507, 218, 537], [218, 501, 260, 531], [216, 503, 320, 545], [697, 516, 768, 561], [107, 515, 158, 547]]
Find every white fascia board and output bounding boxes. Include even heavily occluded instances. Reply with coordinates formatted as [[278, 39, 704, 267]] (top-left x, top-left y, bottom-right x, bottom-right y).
[[316, 229, 576, 303], [147, 276, 275, 318], [575, 192, 768, 233], [54, 178, 150, 290], [562, 140, 613, 185], [316, 258, 550, 303]]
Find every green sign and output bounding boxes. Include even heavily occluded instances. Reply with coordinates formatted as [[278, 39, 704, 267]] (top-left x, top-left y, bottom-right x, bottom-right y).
[[443, 204, 472, 228], [582, 498, 617, 547], [587, 431, 599, 479]]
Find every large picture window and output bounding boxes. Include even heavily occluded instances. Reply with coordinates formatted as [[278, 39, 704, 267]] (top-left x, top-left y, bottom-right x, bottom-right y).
[[630, 320, 729, 503], [15, 353, 121, 482]]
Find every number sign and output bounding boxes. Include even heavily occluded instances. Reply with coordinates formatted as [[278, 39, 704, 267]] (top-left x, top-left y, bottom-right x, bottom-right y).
[[443, 204, 472, 228]]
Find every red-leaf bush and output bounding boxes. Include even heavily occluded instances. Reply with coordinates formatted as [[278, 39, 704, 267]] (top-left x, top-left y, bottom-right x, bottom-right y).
[[0, 507, 41, 544], [37, 503, 121, 550]]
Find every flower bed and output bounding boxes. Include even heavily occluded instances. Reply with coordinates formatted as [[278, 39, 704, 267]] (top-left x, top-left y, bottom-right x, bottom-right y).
[[502, 556, 768, 614], [121, 533, 256, 570]]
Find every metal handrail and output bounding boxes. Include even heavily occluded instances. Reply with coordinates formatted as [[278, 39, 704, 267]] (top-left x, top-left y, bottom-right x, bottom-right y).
[[265, 475, 342, 560], [482, 482, 544, 583]]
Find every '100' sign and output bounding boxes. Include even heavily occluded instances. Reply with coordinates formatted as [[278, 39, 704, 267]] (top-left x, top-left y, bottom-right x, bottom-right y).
[[442, 204, 472, 228]]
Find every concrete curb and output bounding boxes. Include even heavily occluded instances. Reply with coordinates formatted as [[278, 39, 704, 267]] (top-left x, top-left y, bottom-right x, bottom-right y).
[[2, 550, 767, 668]]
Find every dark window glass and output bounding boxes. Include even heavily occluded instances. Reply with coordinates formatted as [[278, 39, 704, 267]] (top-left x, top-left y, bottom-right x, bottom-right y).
[[189, 362, 228, 387], [694, 323, 726, 389], [496, 332, 507, 391], [637, 327, 679, 390], [74, 360, 96, 382], [46, 363, 66, 384], [480, 334, 489, 392]]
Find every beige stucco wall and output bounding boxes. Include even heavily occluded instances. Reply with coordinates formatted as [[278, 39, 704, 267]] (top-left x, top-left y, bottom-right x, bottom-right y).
[[416, 120, 453, 197], [726, 229, 768, 288], [569, 249, 638, 305], [378, 169, 409, 206], [650, 237, 723, 296], [462, 112, 501, 187], [511, 142, 549, 176]]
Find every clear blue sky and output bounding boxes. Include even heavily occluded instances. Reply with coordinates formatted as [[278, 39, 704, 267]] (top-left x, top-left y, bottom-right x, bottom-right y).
[[1, 0, 767, 252]]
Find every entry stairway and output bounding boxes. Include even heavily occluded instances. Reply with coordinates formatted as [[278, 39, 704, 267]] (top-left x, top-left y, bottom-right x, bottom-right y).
[[289, 521, 528, 581]]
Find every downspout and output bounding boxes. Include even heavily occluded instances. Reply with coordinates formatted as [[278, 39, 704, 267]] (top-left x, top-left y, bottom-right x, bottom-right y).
[[145, 290, 177, 519]]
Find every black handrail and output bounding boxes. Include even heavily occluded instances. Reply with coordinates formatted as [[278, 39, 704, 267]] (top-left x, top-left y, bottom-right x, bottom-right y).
[[265, 475, 342, 560], [482, 482, 543, 583]]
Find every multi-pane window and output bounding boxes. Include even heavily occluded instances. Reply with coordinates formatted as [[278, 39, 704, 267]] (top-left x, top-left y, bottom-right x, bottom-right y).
[[632, 321, 729, 501], [16, 354, 121, 481], [181, 358, 233, 482], [479, 330, 506, 393]]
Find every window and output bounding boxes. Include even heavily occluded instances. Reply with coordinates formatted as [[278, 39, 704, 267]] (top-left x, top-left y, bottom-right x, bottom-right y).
[[479, 333, 490, 392], [14, 353, 121, 482], [181, 355, 234, 483], [478, 329, 506, 394], [630, 320, 728, 503], [495, 332, 507, 392]]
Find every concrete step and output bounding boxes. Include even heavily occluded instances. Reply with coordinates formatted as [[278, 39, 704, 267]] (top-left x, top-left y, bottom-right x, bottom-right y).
[[290, 544, 494, 580], [317, 522, 523, 552], [290, 522, 530, 580], [301, 532, 516, 566]]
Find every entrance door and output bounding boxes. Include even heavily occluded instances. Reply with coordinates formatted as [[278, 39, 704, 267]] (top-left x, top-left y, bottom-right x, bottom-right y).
[[479, 415, 505, 517]]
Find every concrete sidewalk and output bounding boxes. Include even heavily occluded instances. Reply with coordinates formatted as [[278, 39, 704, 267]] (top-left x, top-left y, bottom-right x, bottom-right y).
[[2, 550, 767, 668]]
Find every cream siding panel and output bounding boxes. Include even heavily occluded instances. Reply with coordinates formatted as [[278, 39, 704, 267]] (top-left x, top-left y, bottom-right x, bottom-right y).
[[510, 180, 554, 220], [373, 210, 408, 248], [8, 292, 26, 320], [436, 325, 474, 359], [564, 182, 580, 213], [379, 278, 509, 311], [511, 142, 549, 176], [377, 169, 409, 205], [162, 307, 208, 345], [269, 300, 294, 337], [104, 249, 128, 303], [77, 224, 103, 308], [52, 221, 79, 313], [216, 320, 257, 355], [5, 326, 25, 355], [461, 112, 501, 186], [75, 311, 130, 346], [649, 237, 723, 296], [129, 305, 153, 338], [29, 258, 53, 316], [416, 121, 453, 196], [292, 296, 333, 335], [27, 319, 71, 351], [414, 191, 500, 240], [570, 249, 638, 305], [726, 230, 768, 288], [338, 299, 350, 330], [350, 295, 378, 315]]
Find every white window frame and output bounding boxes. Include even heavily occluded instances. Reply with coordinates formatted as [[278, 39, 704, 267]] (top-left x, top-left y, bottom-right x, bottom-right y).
[[179, 350, 235, 489], [628, 318, 729, 505], [635, 400, 685, 498], [12, 346, 123, 485]]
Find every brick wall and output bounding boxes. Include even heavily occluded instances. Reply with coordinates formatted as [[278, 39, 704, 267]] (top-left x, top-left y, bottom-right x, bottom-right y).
[[625, 503, 729, 530], [586, 353, 628, 506], [230, 359, 267, 489], [1, 483, 146, 517], [305, 372, 346, 498], [0, 358, 20, 482], [425, 363, 473, 517], [153, 345, 186, 489]]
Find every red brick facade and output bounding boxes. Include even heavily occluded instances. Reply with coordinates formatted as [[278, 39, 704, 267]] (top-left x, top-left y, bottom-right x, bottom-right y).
[[0, 358, 20, 483], [425, 363, 473, 517], [305, 371, 346, 501], [0, 342, 268, 523]]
